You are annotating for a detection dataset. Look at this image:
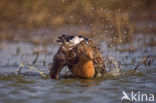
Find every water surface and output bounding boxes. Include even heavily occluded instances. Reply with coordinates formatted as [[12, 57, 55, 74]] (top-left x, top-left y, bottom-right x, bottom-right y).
[[0, 34, 156, 103]]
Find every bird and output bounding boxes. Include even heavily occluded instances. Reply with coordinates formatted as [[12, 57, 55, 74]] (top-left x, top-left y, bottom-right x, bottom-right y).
[[49, 34, 106, 79]]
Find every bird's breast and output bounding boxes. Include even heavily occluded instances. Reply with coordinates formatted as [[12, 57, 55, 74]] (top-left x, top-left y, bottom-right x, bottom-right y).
[[72, 60, 95, 78]]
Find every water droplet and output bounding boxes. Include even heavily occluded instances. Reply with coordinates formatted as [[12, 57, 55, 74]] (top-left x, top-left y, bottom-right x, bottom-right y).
[[54, 12, 57, 15], [148, 24, 153, 28], [70, 16, 73, 19], [91, 7, 95, 10], [81, 3, 84, 6], [124, 31, 127, 34]]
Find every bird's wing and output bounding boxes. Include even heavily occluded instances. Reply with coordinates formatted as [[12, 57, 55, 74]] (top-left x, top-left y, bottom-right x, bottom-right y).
[[49, 46, 68, 79]]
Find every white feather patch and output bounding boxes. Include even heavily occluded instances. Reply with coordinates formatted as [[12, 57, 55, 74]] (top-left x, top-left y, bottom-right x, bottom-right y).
[[69, 36, 84, 46]]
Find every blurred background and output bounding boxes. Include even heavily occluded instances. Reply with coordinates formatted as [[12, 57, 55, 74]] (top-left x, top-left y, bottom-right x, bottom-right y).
[[0, 1, 156, 103], [0, 0, 155, 45]]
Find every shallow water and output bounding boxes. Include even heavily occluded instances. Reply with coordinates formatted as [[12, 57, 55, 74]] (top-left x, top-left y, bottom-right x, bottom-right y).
[[0, 34, 156, 103]]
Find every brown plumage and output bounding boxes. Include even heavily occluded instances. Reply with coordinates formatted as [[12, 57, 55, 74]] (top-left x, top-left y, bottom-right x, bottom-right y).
[[49, 36, 106, 79], [87, 40, 106, 77], [71, 41, 95, 78]]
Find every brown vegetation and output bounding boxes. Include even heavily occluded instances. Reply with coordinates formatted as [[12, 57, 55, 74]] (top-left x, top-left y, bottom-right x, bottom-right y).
[[0, 0, 155, 44]]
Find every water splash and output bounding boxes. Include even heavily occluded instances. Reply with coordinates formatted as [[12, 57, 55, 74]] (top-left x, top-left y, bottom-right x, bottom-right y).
[[18, 63, 48, 78], [104, 56, 121, 76]]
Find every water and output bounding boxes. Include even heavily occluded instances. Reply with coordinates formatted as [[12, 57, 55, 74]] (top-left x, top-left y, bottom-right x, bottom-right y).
[[0, 34, 156, 103]]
